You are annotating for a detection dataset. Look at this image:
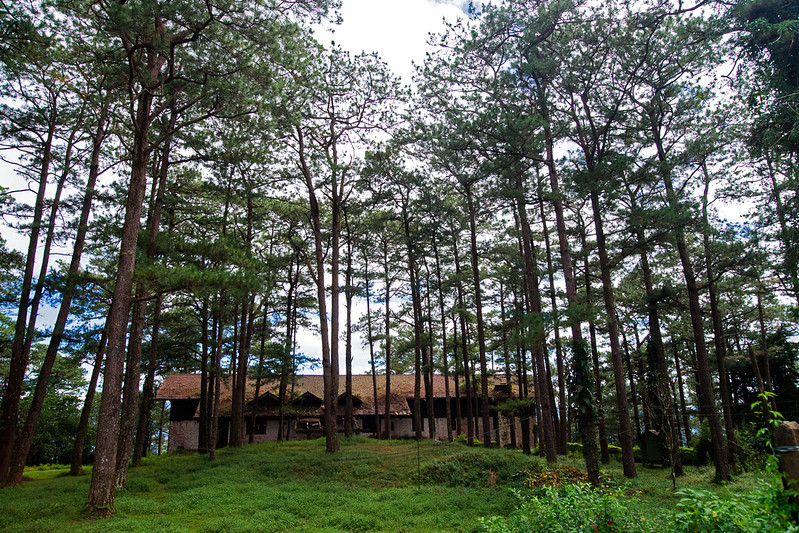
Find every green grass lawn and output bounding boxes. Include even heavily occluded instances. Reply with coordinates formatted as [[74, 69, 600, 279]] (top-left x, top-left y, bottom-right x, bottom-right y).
[[0, 437, 771, 532]]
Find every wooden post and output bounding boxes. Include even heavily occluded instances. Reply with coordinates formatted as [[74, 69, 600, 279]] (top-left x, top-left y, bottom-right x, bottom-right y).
[[775, 421, 799, 505], [157, 401, 165, 456]]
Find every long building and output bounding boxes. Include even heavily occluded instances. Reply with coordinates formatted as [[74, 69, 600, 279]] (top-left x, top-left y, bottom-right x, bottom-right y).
[[156, 373, 529, 450]]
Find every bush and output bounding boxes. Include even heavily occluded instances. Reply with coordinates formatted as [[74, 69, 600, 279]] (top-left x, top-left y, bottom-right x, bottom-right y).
[[689, 421, 712, 466], [607, 445, 622, 461], [453, 434, 488, 447], [520, 466, 588, 489], [421, 451, 539, 488], [679, 446, 697, 466], [735, 425, 773, 471], [671, 484, 798, 533], [482, 483, 653, 533], [567, 442, 583, 458]]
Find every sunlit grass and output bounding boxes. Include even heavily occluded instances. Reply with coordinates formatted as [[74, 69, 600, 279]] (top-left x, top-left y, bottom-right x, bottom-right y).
[[0, 438, 771, 533]]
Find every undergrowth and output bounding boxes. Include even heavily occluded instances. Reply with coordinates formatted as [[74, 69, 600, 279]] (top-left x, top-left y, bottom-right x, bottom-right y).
[[0, 437, 783, 533]]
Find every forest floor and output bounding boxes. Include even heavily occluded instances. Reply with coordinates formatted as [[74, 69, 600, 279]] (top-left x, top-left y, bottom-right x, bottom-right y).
[[1, 437, 771, 532]]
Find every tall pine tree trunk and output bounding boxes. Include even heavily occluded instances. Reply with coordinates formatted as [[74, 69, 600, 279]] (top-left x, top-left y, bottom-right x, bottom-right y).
[[362, 247, 381, 437], [297, 127, 337, 453], [700, 163, 738, 465], [659, 159, 729, 481], [587, 187, 637, 478], [8, 124, 84, 484], [432, 232, 453, 441], [116, 111, 173, 487], [542, 105, 599, 484], [70, 330, 107, 476], [579, 222, 610, 464], [199, 298, 210, 453], [382, 237, 392, 440], [88, 87, 155, 516], [453, 236, 475, 445], [538, 190, 568, 453], [464, 184, 492, 447], [0, 110, 57, 483], [512, 172, 556, 462], [133, 295, 162, 464]]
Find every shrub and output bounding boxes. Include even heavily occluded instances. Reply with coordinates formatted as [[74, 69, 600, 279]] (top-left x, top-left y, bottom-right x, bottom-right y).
[[453, 433, 486, 447], [735, 425, 773, 471], [482, 483, 653, 533], [567, 442, 583, 458], [689, 420, 712, 466], [678, 446, 697, 466], [671, 484, 799, 533], [520, 466, 589, 489], [607, 445, 622, 461], [421, 451, 540, 488]]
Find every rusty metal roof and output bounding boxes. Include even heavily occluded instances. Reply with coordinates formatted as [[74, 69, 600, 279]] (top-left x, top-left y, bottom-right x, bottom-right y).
[[157, 373, 513, 417]]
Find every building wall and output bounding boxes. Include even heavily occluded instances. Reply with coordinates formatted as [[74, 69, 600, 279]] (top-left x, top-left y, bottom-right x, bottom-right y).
[[167, 420, 199, 452], [165, 414, 527, 451], [389, 418, 415, 438]]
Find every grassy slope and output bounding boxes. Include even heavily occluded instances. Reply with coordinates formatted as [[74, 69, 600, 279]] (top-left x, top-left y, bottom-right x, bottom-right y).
[[0, 437, 769, 533]]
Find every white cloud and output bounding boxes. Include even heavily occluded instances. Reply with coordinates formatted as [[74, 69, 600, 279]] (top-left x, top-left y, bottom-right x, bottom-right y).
[[316, 0, 467, 83], [297, 0, 469, 375]]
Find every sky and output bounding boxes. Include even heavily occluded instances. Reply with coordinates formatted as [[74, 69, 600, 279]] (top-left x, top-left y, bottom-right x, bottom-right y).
[[296, 0, 472, 373], [316, 0, 470, 84], [3, 0, 756, 377], [0, 0, 474, 376]]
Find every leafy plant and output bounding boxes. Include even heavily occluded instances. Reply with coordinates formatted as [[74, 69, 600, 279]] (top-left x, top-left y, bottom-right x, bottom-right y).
[[482, 483, 653, 533], [672, 391, 799, 532], [567, 442, 583, 457], [672, 485, 798, 533], [520, 465, 589, 489], [421, 450, 539, 487]]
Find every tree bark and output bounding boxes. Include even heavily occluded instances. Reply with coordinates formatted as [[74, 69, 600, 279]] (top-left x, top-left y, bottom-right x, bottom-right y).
[[499, 283, 517, 448], [673, 342, 691, 445], [542, 104, 599, 484], [512, 172, 556, 462], [579, 224, 610, 464], [297, 126, 337, 453], [453, 235, 475, 445], [199, 298, 210, 453], [70, 330, 107, 476], [249, 308, 268, 445], [133, 295, 162, 465], [432, 232, 453, 441], [7, 124, 84, 484], [621, 326, 641, 438], [661, 176, 729, 481], [344, 217, 355, 438], [363, 246, 381, 437], [452, 312, 463, 437], [588, 189, 637, 478], [464, 184, 492, 447], [423, 262, 437, 439], [88, 87, 155, 516], [279, 254, 299, 441], [699, 163, 739, 465], [403, 207, 424, 441], [0, 109, 57, 482], [382, 237, 392, 440], [116, 109, 173, 486], [538, 190, 568, 453]]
